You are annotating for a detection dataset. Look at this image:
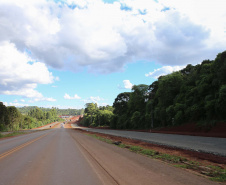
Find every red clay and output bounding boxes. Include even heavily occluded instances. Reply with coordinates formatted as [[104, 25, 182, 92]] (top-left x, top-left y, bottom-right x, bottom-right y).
[[152, 122, 226, 138], [90, 122, 226, 138]]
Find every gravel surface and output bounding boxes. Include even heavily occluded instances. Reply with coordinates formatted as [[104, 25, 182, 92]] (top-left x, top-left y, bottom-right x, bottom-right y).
[[73, 125, 226, 157]]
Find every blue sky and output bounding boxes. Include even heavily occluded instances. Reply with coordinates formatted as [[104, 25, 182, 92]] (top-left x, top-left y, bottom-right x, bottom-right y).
[[0, 0, 226, 109]]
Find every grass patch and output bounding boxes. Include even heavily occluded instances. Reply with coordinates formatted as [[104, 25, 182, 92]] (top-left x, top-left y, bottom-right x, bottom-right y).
[[129, 146, 142, 152], [0, 131, 27, 139], [207, 166, 226, 182], [141, 149, 158, 156], [155, 153, 185, 163], [185, 161, 200, 170], [210, 171, 226, 182], [174, 164, 189, 168], [119, 143, 126, 148], [88, 134, 113, 144]]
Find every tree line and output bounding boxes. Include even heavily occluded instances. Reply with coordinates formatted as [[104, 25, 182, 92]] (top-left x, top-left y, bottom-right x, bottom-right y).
[[80, 103, 114, 127], [0, 104, 63, 131], [18, 106, 84, 116], [81, 51, 226, 129]]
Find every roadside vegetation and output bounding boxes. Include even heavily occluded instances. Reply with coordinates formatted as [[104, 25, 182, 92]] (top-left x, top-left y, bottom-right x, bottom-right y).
[[18, 106, 84, 116], [80, 103, 114, 127], [81, 51, 226, 130], [88, 133, 226, 182], [0, 131, 29, 139], [0, 104, 63, 131]]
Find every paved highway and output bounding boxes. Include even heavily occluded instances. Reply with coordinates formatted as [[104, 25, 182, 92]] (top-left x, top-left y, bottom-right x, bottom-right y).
[[73, 125, 226, 156], [0, 128, 220, 185]]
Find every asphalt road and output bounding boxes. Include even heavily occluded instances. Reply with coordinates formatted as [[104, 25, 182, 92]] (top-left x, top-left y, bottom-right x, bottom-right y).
[[75, 126, 226, 157], [0, 128, 220, 185]]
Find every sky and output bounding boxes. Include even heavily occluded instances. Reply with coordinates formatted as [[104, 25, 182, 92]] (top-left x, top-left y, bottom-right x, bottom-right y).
[[0, 0, 226, 109]]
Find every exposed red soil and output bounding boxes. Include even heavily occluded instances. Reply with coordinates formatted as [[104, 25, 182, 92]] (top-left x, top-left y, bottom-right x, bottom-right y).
[[68, 117, 226, 172], [74, 119, 226, 169], [64, 122, 72, 128], [75, 128, 226, 169], [91, 122, 226, 138], [152, 122, 226, 138], [63, 116, 82, 128]]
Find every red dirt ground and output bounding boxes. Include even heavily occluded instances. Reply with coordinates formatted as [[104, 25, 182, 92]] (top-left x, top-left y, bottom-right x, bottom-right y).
[[75, 129, 226, 168], [73, 119, 226, 170], [92, 122, 226, 138], [152, 122, 226, 138]]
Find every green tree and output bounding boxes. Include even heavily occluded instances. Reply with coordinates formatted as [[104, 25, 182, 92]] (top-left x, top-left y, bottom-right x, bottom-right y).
[[7, 106, 22, 131], [46, 111, 53, 121], [154, 72, 183, 126], [131, 111, 141, 129], [127, 85, 149, 128], [82, 103, 98, 126], [113, 92, 130, 115], [96, 110, 114, 126], [0, 102, 10, 131], [216, 85, 226, 119]]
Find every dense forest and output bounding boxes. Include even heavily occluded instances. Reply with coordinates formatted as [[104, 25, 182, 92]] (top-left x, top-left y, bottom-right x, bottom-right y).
[[0, 104, 63, 131], [18, 106, 84, 116], [81, 103, 114, 127], [81, 51, 226, 129]]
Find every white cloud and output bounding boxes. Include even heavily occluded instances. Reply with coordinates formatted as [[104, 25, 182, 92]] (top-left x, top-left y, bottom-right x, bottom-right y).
[[89, 96, 103, 103], [28, 97, 56, 103], [64, 93, 81, 100], [55, 76, 60, 81], [118, 80, 133, 89], [83, 96, 104, 104], [159, 0, 226, 38], [34, 97, 56, 102], [39, 104, 84, 109], [4, 102, 29, 107], [145, 66, 185, 79], [123, 80, 133, 89], [0, 41, 56, 101], [98, 103, 109, 107], [0, 0, 225, 74]]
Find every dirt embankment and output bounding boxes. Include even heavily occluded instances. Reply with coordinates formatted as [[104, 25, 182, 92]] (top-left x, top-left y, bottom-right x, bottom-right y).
[[70, 118, 226, 169], [76, 128, 226, 168], [90, 122, 226, 138], [73, 119, 226, 169], [151, 122, 226, 138]]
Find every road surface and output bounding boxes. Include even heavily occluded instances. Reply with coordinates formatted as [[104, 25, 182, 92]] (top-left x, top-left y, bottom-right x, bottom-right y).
[[0, 128, 220, 185], [72, 125, 226, 157]]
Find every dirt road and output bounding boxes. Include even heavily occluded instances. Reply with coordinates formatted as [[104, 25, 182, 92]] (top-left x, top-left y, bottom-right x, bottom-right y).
[[0, 128, 220, 185]]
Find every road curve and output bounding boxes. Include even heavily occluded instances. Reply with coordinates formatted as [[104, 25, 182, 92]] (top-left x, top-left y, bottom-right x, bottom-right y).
[[0, 128, 220, 185]]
